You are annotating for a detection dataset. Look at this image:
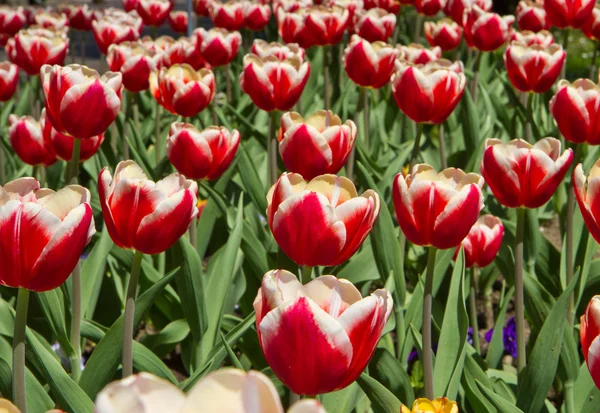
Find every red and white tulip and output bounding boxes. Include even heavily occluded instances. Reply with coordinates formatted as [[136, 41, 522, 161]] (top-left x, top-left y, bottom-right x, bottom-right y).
[[424, 18, 462, 51], [107, 41, 159, 92], [0, 61, 19, 102], [344, 35, 397, 88], [168, 10, 189, 33], [242, 1, 271, 31], [194, 0, 213, 16], [516, 0, 550, 32], [92, 15, 142, 55], [583, 4, 600, 40], [455, 214, 504, 268], [463, 6, 514, 51], [251, 39, 306, 61], [580, 296, 600, 390], [364, 0, 400, 14], [10, 27, 69, 76], [550, 79, 600, 145], [8, 114, 56, 166], [34, 11, 69, 30], [0, 6, 26, 36], [210, 0, 244, 31], [504, 42, 565, 93], [155, 64, 215, 117], [305, 5, 350, 46], [414, 0, 447, 17], [63, 5, 94, 31], [136, 0, 173, 26], [444, 0, 492, 25], [276, 8, 314, 49], [352, 8, 395, 42], [510, 29, 554, 47], [396, 43, 441, 64], [194, 27, 241, 67], [544, 0, 594, 29], [573, 163, 600, 247], [254, 269, 392, 395]]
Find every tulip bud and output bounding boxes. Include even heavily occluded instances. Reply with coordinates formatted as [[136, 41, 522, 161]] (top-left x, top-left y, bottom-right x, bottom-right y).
[[267, 173, 379, 266], [550, 79, 600, 145], [444, 0, 492, 25], [168, 10, 189, 33], [277, 8, 314, 49], [454, 214, 504, 268], [481, 138, 573, 209], [504, 42, 565, 93], [11, 27, 70, 76], [0, 6, 26, 36], [516, 0, 550, 32], [107, 41, 159, 92], [364, 0, 400, 14], [92, 15, 142, 55], [544, 0, 594, 29], [0, 178, 95, 292], [401, 398, 459, 413], [210, 0, 245, 31], [240, 54, 310, 112], [152, 36, 192, 67], [344, 35, 397, 88], [574, 162, 600, 251], [414, 0, 446, 16], [583, 4, 600, 40], [581, 296, 600, 390], [510, 29, 554, 47], [41, 109, 103, 162], [99, 160, 198, 255], [305, 5, 350, 46], [424, 18, 462, 51], [8, 114, 56, 166], [463, 6, 514, 51], [34, 11, 69, 30], [352, 8, 395, 42], [251, 39, 306, 61], [393, 164, 484, 249], [278, 111, 356, 180], [274, 0, 313, 14], [391, 59, 466, 124], [63, 5, 94, 31], [396, 43, 441, 64], [0, 61, 19, 102], [194, 0, 213, 16], [254, 270, 392, 395], [167, 123, 240, 180], [194, 27, 241, 67], [242, 1, 271, 31], [136, 0, 173, 26], [41, 64, 123, 139], [155, 64, 215, 117]]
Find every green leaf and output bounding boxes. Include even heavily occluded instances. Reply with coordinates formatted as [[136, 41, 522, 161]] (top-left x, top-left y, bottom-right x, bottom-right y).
[[79, 268, 179, 399], [322, 383, 363, 413], [485, 287, 515, 368], [132, 341, 178, 384], [515, 269, 581, 413], [370, 348, 414, 407], [0, 360, 54, 412], [237, 142, 268, 212], [460, 87, 480, 161], [36, 288, 74, 356], [82, 229, 114, 319], [220, 332, 244, 370], [476, 380, 524, 413], [356, 373, 403, 413], [461, 352, 498, 413]]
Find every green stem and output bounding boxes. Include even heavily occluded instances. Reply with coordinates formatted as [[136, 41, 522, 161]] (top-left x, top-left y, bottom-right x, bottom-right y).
[[469, 266, 481, 354], [190, 213, 198, 251], [590, 42, 598, 79], [80, 30, 85, 64], [422, 246, 438, 400], [566, 144, 582, 326], [290, 391, 301, 405], [301, 265, 313, 284], [154, 100, 162, 164], [122, 250, 144, 377], [69, 263, 82, 382], [470, 51, 482, 103], [525, 92, 534, 143], [323, 46, 330, 111], [414, 13, 423, 43], [224, 65, 232, 102], [561, 29, 570, 80], [515, 207, 526, 375], [68, 138, 81, 184], [564, 380, 575, 413], [267, 110, 279, 187], [12, 288, 30, 413], [363, 87, 370, 152], [410, 122, 424, 169], [439, 123, 447, 169], [345, 87, 366, 181]]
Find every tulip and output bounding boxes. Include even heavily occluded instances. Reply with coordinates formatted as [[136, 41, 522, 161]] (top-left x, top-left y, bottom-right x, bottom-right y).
[[0, 61, 19, 102], [254, 269, 392, 395], [0, 6, 26, 36], [151, 35, 191, 67], [63, 5, 94, 31], [242, 1, 271, 31], [575, 161, 600, 245], [136, 0, 173, 26], [455, 214, 504, 268], [393, 164, 484, 249], [10, 27, 69, 76], [166, 123, 240, 180], [344, 35, 397, 88], [424, 18, 462, 51], [391, 59, 466, 124], [278, 111, 357, 180], [273, 0, 313, 14], [401, 398, 459, 413], [364, 0, 400, 14], [155, 64, 215, 117], [481, 138, 573, 209], [251, 39, 306, 61], [194, 0, 213, 16], [107, 41, 159, 92], [504, 42, 565, 93], [41, 109, 103, 162], [583, 4, 600, 40], [580, 296, 600, 390], [463, 6, 514, 51], [99, 160, 198, 254], [8, 115, 56, 166], [194, 27, 241, 67], [41, 64, 123, 139], [240, 54, 310, 112], [276, 8, 314, 49], [550, 79, 600, 145], [305, 5, 350, 46], [510, 29, 554, 47], [444, 0, 492, 25], [34, 11, 69, 30], [92, 16, 142, 55], [210, 0, 244, 31], [414, 0, 446, 16], [326, 0, 363, 23], [267, 173, 379, 266], [0, 177, 94, 291], [516, 0, 550, 32], [396, 43, 441, 64], [123, 0, 140, 12], [168, 10, 189, 33], [352, 8, 395, 42], [544, 0, 594, 29]]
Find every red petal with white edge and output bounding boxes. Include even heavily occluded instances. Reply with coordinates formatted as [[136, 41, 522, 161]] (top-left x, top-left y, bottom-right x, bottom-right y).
[[574, 164, 600, 245], [266, 173, 305, 227], [259, 296, 353, 395], [271, 191, 346, 266], [172, 82, 213, 117], [98, 167, 127, 249], [432, 184, 482, 249], [168, 129, 213, 179], [586, 335, 600, 390], [550, 84, 592, 144], [135, 188, 197, 254], [392, 67, 434, 123], [337, 289, 392, 389], [279, 124, 332, 181], [392, 173, 427, 246], [430, 71, 464, 124], [208, 130, 239, 180], [60, 80, 121, 139], [481, 144, 523, 208], [240, 62, 276, 111], [255, 270, 305, 322], [526, 142, 572, 208], [303, 276, 362, 318], [335, 191, 379, 264], [31, 202, 94, 291], [583, 296, 600, 361]]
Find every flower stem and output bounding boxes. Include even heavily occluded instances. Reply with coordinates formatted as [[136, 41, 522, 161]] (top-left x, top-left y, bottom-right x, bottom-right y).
[[225, 65, 232, 102], [414, 14, 423, 43], [515, 207, 526, 374], [470, 51, 482, 103], [80, 30, 85, 64], [566, 144, 582, 326], [345, 87, 366, 181], [564, 380, 575, 413], [154, 99, 162, 165], [469, 266, 481, 354], [410, 122, 424, 169], [301, 265, 313, 284], [12, 288, 30, 413], [423, 246, 438, 400], [439, 123, 447, 169], [122, 250, 144, 377], [69, 263, 82, 382], [524, 92, 534, 143], [68, 138, 81, 184], [363, 87, 370, 152], [323, 46, 329, 111], [590, 41, 598, 79], [267, 110, 279, 187], [561, 29, 570, 80]]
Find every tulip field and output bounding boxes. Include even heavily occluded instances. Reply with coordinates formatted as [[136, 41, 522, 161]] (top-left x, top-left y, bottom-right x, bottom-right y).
[[4, 0, 600, 411]]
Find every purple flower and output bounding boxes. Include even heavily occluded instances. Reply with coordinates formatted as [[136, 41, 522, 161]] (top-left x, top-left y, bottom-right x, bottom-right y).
[[484, 316, 517, 358], [467, 327, 474, 345]]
